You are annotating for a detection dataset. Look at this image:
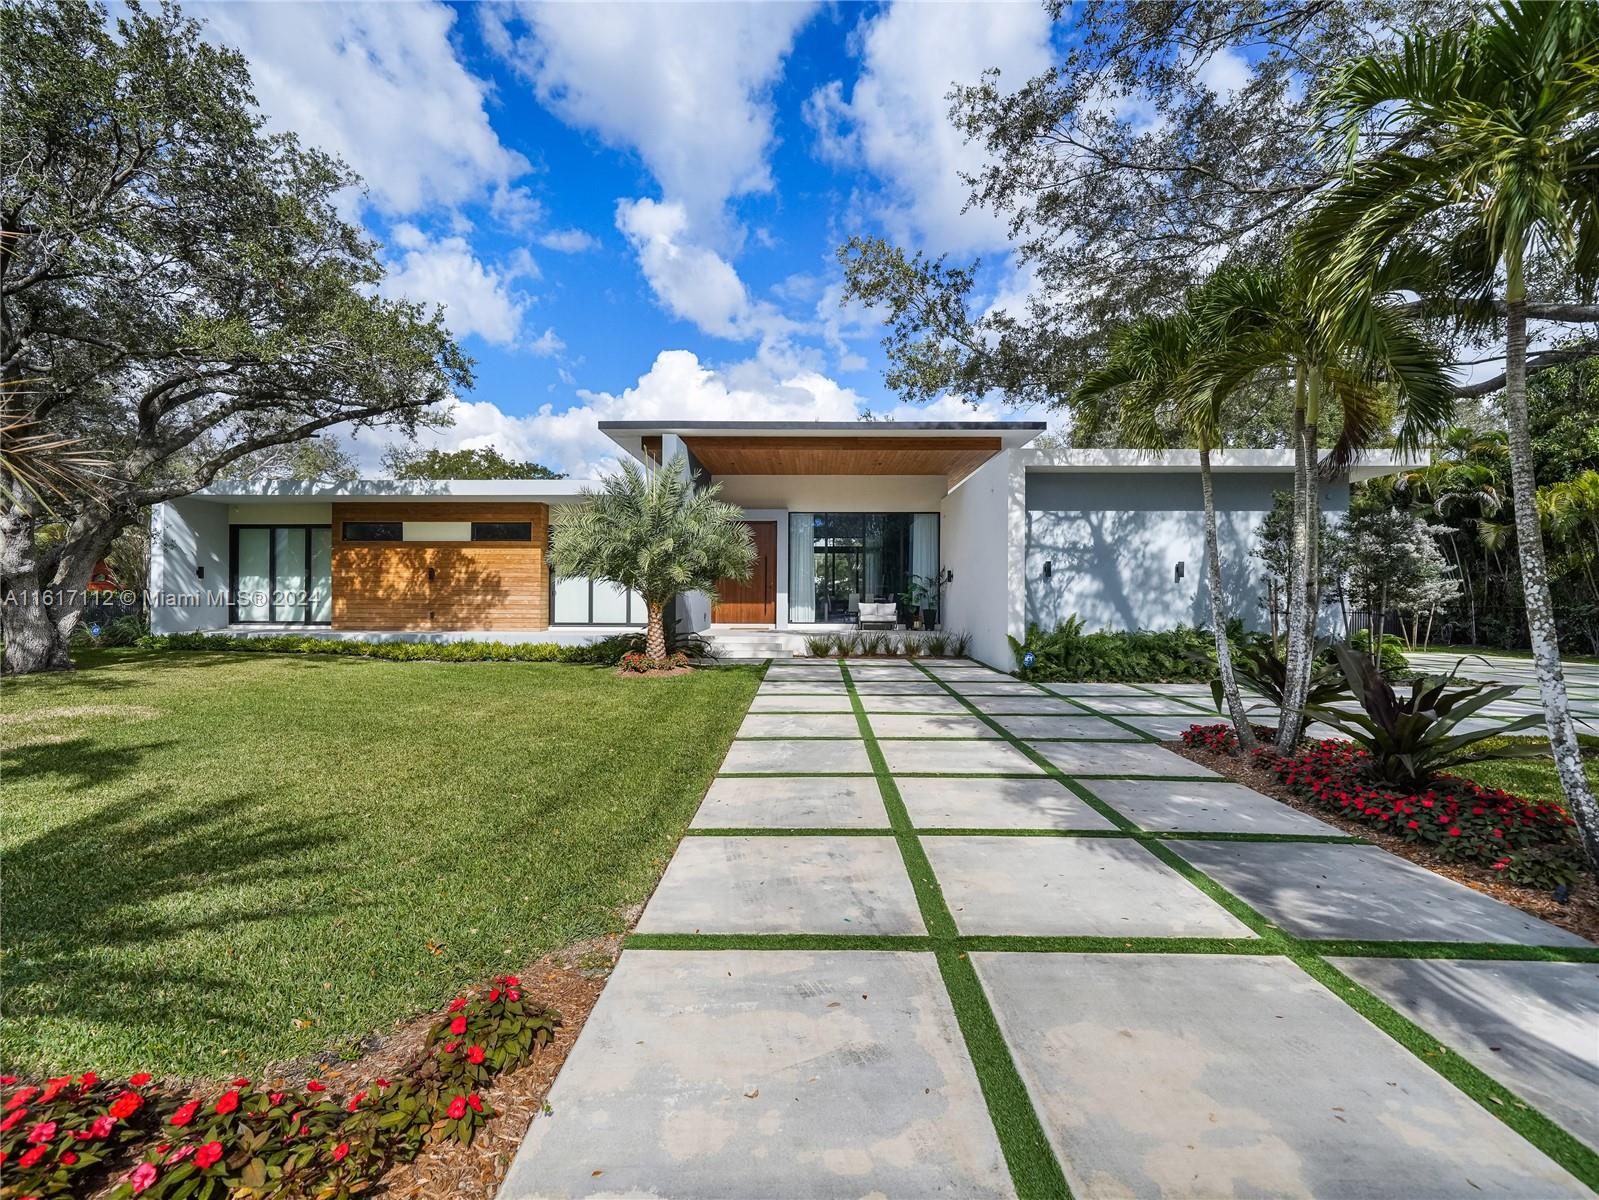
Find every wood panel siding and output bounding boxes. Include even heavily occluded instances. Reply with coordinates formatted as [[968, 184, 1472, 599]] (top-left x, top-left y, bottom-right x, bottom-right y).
[[711, 521, 777, 624], [331, 502, 549, 631], [681, 435, 1002, 483]]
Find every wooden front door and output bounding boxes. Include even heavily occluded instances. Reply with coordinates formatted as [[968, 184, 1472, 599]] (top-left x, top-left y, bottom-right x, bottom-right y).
[[712, 521, 777, 623]]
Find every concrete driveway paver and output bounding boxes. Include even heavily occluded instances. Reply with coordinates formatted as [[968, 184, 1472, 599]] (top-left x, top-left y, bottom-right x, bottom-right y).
[[1331, 957, 1599, 1151], [924, 837, 1255, 938], [693, 778, 889, 830], [881, 739, 1045, 775], [1083, 779, 1344, 836], [990, 714, 1140, 741], [850, 680, 950, 695], [758, 681, 849, 695], [499, 950, 1013, 1200], [636, 836, 925, 935], [1170, 840, 1593, 945], [867, 714, 1001, 739], [720, 739, 873, 774], [949, 681, 1047, 696], [737, 713, 863, 739], [1027, 740, 1217, 777], [897, 778, 1119, 831], [1040, 682, 1150, 696], [971, 952, 1591, 1200], [748, 693, 857, 713], [1111, 713, 1216, 740], [960, 695, 1083, 715], [1069, 695, 1210, 715], [858, 694, 970, 714]]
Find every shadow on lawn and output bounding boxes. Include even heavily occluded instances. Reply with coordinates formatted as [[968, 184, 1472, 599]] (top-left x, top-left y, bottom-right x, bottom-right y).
[[3, 788, 364, 1070], [1, 737, 176, 793]]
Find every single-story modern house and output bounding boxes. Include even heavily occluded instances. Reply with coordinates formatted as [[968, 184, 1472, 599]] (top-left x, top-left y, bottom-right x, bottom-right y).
[[149, 420, 1419, 668]]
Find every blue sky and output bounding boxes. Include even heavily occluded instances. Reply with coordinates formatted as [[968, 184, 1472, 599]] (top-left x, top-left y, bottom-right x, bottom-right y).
[[189, 1, 1070, 476]]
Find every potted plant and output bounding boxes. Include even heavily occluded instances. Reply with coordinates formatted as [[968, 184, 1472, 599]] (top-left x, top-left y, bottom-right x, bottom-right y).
[[905, 573, 939, 631]]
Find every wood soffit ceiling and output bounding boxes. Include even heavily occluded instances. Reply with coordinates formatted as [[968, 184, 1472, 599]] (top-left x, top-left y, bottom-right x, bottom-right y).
[[681, 435, 1004, 483]]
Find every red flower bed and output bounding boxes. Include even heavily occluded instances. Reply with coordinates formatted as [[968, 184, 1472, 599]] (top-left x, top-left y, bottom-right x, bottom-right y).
[[1180, 724, 1582, 888], [0, 976, 555, 1200]]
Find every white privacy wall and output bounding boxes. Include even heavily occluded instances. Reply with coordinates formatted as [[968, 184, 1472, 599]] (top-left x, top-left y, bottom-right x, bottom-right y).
[[940, 453, 1020, 669], [1023, 470, 1349, 634], [149, 498, 230, 633]]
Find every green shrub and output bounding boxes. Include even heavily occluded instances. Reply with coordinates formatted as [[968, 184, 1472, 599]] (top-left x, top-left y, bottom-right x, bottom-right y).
[[1350, 628, 1410, 676], [134, 629, 710, 667], [1010, 618, 1215, 682]]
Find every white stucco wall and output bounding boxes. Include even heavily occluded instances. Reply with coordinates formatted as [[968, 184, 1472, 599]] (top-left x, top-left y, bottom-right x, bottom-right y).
[[939, 455, 1018, 669], [1023, 471, 1349, 634], [227, 502, 333, 524], [150, 498, 229, 633]]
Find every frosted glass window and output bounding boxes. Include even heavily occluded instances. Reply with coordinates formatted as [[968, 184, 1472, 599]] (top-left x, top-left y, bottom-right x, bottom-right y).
[[402, 521, 472, 541], [235, 529, 270, 621], [274, 527, 307, 622], [592, 580, 630, 623], [309, 528, 333, 623], [553, 575, 591, 623]]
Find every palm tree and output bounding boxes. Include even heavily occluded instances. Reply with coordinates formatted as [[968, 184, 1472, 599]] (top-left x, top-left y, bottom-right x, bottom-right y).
[[1189, 256, 1455, 750], [551, 454, 755, 662], [1071, 311, 1258, 749], [1301, 0, 1599, 865]]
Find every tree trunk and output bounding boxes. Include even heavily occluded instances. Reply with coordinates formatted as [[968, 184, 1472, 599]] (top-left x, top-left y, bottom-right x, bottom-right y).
[[1, 507, 115, 675], [1501, 247, 1599, 870], [645, 600, 668, 660], [1199, 444, 1255, 750], [1276, 367, 1315, 751]]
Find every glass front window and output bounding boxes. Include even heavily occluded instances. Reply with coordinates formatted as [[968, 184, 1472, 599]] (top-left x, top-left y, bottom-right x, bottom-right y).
[[788, 512, 939, 624]]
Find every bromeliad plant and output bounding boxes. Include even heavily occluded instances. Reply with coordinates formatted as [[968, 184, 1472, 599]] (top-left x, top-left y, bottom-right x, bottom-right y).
[[1207, 631, 1349, 719], [1309, 646, 1547, 790], [0, 977, 557, 1200]]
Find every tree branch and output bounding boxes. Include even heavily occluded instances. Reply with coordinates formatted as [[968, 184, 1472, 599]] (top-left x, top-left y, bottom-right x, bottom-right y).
[[1452, 339, 1599, 399]]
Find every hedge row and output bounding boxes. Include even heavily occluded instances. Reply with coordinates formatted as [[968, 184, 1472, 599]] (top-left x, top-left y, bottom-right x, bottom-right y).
[[136, 631, 647, 665]]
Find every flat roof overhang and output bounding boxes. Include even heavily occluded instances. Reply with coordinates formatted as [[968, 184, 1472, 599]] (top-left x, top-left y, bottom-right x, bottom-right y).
[[1018, 448, 1426, 482], [191, 479, 592, 503], [599, 420, 1045, 483]]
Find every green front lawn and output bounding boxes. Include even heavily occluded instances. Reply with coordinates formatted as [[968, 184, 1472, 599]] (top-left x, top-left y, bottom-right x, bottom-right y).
[[1461, 735, 1599, 809], [1, 650, 761, 1077]]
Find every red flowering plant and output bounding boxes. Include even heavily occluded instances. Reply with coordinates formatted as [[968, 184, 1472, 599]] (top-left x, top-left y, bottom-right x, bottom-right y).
[[0, 1071, 163, 1198], [618, 649, 690, 673], [0, 978, 561, 1200], [1252, 733, 1583, 889]]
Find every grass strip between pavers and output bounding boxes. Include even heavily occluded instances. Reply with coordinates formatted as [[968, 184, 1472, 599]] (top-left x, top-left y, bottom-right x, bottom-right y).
[[841, 661, 1073, 1200], [913, 660, 1599, 1191]]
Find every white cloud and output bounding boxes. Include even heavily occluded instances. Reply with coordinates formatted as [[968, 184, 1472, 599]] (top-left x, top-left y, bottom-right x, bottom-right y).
[[527, 327, 566, 357], [616, 199, 752, 337], [1195, 46, 1251, 99], [536, 228, 600, 253], [352, 349, 1023, 479], [485, 1, 818, 228], [380, 225, 534, 348], [807, 1, 1053, 253], [196, 0, 527, 216]]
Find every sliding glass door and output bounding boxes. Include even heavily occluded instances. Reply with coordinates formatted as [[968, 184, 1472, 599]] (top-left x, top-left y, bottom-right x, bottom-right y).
[[788, 512, 939, 624], [230, 525, 333, 624]]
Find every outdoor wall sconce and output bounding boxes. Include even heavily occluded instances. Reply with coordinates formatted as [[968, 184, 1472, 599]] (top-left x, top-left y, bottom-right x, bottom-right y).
[[427, 566, 437, 581], [1175, 561, 1185, 581], [1042, 560, 1053, 579], [195, 565, 204, 579], [941, 567, 954, 584]]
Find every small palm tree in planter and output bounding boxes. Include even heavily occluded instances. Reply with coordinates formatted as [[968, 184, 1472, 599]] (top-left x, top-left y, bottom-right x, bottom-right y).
[[551, 454, 755, 668]]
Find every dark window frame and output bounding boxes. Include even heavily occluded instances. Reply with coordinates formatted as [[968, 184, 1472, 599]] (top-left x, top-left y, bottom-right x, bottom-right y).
[[470, 521, 533, 542], [789, 511, 940, 626], [341, 520, 403, 542], [229, 524, 333, 625]]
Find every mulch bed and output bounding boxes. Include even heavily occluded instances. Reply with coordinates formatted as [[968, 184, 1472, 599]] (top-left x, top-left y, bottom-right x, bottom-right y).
[[1167, 738, 1599, 945], [236, 933, 623, 1200]]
